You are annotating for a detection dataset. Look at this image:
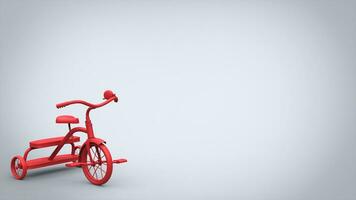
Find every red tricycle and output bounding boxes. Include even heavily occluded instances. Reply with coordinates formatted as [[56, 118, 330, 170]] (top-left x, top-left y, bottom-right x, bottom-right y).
[[10, 90, 127, 185]]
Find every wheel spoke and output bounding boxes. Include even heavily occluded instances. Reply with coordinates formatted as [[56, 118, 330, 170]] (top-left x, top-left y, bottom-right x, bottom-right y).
[[93, 165, 99, 179], [95, 146, 101, 161], [90, 165, 96, 178], [99, 166, 103, 178], [84, 144, 111, 182], [99, 167, 106, 175], [90, 148, 97, 159], [15, 159, 22, 175]]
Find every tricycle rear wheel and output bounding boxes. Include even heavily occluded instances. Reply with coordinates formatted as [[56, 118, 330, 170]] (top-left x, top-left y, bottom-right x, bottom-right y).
[[80, 143, 113, 185], [10, 155, 27, 180]]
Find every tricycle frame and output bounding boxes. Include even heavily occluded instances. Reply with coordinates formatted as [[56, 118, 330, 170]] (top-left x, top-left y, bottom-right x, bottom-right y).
[[10, 90, 127, 185]]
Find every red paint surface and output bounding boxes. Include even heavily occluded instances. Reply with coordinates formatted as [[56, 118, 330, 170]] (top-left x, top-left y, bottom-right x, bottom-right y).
[[10, 90, 127, 185]]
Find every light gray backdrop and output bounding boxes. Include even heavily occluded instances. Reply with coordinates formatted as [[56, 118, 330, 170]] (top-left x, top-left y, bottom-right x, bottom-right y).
[[0, 0, 356, 199]]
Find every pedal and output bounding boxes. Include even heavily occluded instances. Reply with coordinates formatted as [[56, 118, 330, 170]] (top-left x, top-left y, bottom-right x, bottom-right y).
[[113, 159, 127, 164]]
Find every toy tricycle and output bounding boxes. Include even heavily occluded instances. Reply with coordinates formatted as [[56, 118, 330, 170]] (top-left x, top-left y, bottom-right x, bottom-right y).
[[10, 90, 127, 185]]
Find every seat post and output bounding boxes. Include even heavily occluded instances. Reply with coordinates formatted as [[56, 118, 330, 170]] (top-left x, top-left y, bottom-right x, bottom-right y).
[[68, 123, 71, 131]]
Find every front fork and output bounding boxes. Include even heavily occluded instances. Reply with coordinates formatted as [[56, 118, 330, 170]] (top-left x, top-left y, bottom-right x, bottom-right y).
[[84, 119, 99, 165]]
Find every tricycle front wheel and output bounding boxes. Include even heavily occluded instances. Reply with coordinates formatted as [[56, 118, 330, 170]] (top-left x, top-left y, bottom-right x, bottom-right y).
[[80, 143, 113, 185], [10, 155, 27, 180]]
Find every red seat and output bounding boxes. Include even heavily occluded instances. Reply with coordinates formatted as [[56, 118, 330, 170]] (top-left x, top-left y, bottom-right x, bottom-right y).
[[56, 115, 79, 124], [29, 136, 80, 148]]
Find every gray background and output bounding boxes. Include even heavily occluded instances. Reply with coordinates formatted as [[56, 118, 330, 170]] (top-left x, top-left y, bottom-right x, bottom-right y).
[[0, 0, 356, 199]]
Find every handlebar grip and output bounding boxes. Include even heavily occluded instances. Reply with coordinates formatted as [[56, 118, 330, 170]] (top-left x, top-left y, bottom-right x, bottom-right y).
[[56, 102, 69, 109]]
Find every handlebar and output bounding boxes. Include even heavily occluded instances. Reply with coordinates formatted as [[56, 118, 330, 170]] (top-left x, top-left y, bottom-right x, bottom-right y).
[[56, 90, 118, 109]]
